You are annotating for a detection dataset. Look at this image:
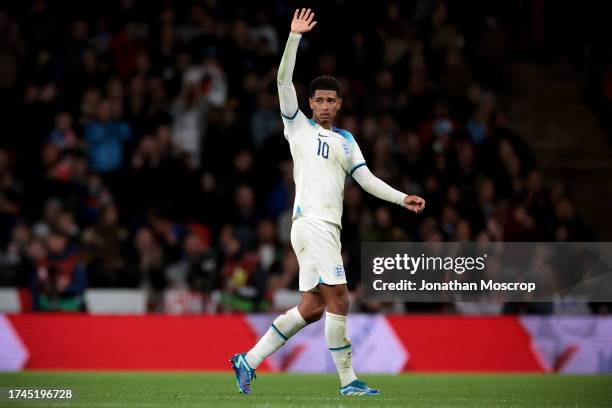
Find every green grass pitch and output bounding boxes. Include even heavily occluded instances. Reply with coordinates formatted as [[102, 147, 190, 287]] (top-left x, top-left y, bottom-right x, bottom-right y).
[[0, 372, 611, 407]]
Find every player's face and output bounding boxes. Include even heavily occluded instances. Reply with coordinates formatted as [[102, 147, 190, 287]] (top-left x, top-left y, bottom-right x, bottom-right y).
[[309, 90, 342, 127]]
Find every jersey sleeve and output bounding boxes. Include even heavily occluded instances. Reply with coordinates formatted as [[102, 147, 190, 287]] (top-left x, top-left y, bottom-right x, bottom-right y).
[[352, 165, 407, 206], [278, 32, 308, 139], [280, 104, 308, 138], [343, 131, 367, 176]]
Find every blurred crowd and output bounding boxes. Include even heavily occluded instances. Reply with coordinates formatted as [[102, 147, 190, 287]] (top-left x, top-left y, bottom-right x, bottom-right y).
[[0, 0, 597, 313]]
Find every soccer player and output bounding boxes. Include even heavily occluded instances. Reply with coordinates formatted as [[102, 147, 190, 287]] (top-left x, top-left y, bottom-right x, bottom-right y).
[[231, 8, 425, 396]]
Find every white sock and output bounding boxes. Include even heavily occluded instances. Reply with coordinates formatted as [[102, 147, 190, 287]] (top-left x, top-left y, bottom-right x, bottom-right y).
[[325, 311, 358, 387], [245, 306, 306, 369]]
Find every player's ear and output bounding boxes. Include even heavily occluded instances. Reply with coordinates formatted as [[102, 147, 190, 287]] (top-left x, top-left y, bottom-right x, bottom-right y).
[[337, 97, 342, 110], [309, 97, 315, 110]]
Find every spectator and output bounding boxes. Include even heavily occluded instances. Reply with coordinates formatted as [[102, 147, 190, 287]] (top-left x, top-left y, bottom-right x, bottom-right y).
[[165, 229, 217, 294], [84, 99, 132, 174], [31, 229, 87, 311], [48, 112, 80, 152], [81, 205, 128, 286], [128, 227, 165, 310]]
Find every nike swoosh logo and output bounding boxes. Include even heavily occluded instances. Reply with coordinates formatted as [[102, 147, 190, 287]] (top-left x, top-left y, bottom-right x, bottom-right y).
[[318, 133, 330, 137], [238, 355, 249, 368]]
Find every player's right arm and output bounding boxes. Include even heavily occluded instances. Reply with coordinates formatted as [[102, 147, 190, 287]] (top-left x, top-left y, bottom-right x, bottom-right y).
[[278, 8, 317, 135]]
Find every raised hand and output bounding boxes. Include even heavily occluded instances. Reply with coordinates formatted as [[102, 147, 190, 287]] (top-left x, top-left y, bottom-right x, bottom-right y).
[[291, 8, 317, 34], [403, 195, 426, 214]]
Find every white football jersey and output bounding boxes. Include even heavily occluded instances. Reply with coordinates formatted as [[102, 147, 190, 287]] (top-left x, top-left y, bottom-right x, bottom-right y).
[[282, 109, 366, 227]]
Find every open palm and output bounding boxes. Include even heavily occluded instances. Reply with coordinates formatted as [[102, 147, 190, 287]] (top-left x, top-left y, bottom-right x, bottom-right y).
[[291, 8, 317, 34]]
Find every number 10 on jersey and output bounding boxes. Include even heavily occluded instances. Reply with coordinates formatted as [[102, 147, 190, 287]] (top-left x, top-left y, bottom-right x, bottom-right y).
[[317, 138, 329, 159]]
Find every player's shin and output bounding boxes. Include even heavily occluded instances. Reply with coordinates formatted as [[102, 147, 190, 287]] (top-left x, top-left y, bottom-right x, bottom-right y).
[[325, 311, 358, 387], [245, 306, 307, 369]]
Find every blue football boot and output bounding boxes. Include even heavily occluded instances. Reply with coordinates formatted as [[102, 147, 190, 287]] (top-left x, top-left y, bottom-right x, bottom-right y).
[[229, 353, 256, 395], [340, 379, 380, 396]]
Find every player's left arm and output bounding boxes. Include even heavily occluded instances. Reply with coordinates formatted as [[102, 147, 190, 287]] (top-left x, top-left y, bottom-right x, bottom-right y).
[[347, 134, 425, 214]]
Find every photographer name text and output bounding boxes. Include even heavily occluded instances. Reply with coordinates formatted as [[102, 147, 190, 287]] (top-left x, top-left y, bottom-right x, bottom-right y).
[[372, 279, 536, 292]]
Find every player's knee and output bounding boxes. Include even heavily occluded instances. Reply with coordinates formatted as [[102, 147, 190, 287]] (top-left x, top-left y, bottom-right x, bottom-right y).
[[302, 305, 325, 323], [325, 303, 348, 315], [328, 289, 349, 315], [298, 303, 325, 324]]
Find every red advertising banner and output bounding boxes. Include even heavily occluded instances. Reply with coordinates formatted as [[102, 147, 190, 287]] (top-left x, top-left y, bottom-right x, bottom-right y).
[[6, 314, 260, 370], [387, 315, 544, 372]]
